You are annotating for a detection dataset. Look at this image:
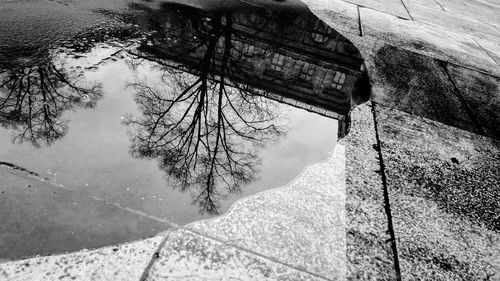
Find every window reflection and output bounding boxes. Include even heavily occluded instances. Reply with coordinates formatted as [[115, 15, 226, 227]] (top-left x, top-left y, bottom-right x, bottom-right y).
[[122, 2, 369, 214]]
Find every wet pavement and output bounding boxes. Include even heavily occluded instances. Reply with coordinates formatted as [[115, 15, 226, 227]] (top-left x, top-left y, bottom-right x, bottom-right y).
[[0, 0, 366, 259], [1, 0, 500, 279]]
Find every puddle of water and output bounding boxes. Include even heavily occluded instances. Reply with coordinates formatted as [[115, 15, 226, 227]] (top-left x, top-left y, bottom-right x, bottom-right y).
[[0, 0, 366, 259]]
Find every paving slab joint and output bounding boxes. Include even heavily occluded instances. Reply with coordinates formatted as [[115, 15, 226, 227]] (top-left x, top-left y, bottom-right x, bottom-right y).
[[357, 5, 363, 36], [399, 0, 414, 21], [433, 0, 446, 12], [356, 5, 411, 21], [437, 60, 488, 136], [180, 227, 335, 281], [139, 231, 171, 281], [473, 38, 500, 68], [370, 101, 402, 281]]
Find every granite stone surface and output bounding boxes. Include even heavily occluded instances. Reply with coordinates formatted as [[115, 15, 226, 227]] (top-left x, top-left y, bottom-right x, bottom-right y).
[[304, 0, 361, 37], [369, 45, 482, 135], [403, 0, 500, 43], [430, 0, 500, 28], [146, 229, 326, 281], [475, 39, 500, 68], [402, 0, 444, 11], [344, 104, 396, 280], [445, 63, 500, 140], [185, 144, 346, 279], [374, 104, 500, 280], [342, 0, 411, 19], [359, 6, 500, 76], [0, 235, 166, 281]]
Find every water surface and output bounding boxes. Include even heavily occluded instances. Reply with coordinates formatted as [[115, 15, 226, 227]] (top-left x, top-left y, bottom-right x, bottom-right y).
[[0, 0, 366, 259]]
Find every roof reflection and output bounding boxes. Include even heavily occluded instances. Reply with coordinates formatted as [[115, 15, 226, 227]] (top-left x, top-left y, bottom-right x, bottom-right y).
[[131, 2, 367, 121]]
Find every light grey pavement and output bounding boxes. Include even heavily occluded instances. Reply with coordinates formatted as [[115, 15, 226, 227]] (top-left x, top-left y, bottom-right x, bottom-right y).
[[1, 0, 500, 280], [0, 235, 166, 281]]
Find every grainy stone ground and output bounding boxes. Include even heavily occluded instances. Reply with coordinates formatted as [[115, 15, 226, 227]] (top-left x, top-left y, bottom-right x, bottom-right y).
[[1, 0, 500, 280], [375, 105, 500, 280]]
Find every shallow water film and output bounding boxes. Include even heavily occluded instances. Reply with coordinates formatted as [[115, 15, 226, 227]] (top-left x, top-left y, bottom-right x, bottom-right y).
[[0, 0, 366, 259]]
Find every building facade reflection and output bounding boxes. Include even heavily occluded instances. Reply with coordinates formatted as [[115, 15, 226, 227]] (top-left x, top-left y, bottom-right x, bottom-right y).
[[124, 2, 369, 214], [132, 3, 367, 133]]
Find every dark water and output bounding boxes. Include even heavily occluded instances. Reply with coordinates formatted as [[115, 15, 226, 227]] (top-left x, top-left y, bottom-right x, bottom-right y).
[[0, 0, 366, 259]]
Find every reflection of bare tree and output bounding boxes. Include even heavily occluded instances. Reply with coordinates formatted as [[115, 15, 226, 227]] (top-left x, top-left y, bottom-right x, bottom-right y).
[[114, 1, 367, 213], [125, 8, 285, 214], [0, 58, 102, 147], [126, 80, 283, 214], [0, 13, 142, 147]]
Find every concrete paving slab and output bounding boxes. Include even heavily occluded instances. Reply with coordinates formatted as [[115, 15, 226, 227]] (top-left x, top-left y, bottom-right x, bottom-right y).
[[434, 0, 500, 28], [403, 0, 500, 43], [304, 0, 361, 37], [0, 235, 166, 281], [344, 104, 396, 280], [445, 64, 500, 140], [146, 229, 325, 281], [359, 6, 500, 76], [475, 38, 500, 67], [402, 0, 444, 11], [185, 145, 346, 279], [342, 0, 411, 19], [474, 0, 500, 8], [367, 44, 482, 135], [374, 105, 500, 280]]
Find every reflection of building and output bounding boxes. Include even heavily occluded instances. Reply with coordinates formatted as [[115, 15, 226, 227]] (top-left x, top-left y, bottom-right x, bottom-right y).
[[136, 7, 365, 129]]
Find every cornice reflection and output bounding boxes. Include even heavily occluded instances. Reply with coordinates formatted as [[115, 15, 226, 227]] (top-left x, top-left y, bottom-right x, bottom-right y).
[[132, 3, 366, 121]]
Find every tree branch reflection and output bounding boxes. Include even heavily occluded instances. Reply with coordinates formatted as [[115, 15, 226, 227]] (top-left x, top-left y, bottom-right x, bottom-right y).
[[125, 7, 287, 214], [0, 55, 102, 147]]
